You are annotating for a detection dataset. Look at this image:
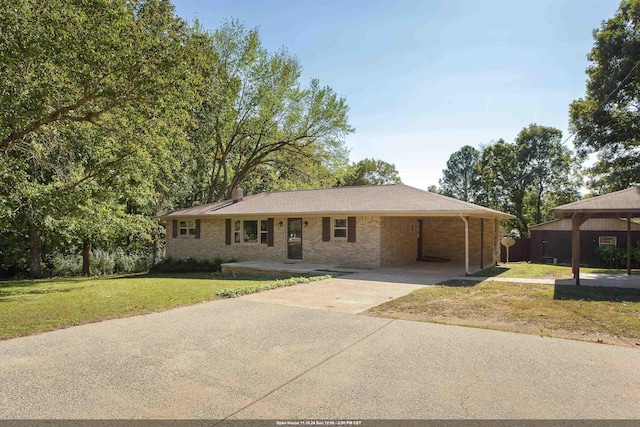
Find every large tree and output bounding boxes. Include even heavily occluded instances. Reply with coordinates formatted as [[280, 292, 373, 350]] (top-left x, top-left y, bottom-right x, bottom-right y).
[[474, 139, 518, 214], [0, 0, 213, 276], [439, 145, 481, 202], [341, 158, 402, 186], [185, 21, 353, 205], [471, 125, 581, 235], [569, 0, 640, 193], [515, 125, 581, 225]]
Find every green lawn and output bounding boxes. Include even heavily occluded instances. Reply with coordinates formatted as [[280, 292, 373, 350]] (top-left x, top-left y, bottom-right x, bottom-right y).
[[364, 279, 640, 347], [473, 262, 639, 279], [0, 273, 299, 340]]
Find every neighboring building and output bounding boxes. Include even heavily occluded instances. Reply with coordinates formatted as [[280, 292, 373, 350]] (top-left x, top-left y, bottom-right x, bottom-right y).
[[158, 184, 513, 270], [530, 218, 640, 266]]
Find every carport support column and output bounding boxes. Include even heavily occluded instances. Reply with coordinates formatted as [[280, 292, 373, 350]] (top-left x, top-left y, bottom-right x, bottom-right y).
[[571, 213, 589, 286], [460, 214, 470, 275], [627, 215, 632, 276]]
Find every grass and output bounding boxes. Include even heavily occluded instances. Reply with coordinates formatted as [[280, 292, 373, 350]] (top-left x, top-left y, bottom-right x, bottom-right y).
[[364, 279, 640, 347], [473, 262, 640, 279], [0, 272, 318, 340]]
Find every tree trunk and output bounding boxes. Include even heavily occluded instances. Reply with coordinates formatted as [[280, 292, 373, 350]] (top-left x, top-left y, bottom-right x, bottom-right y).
[[29, 228, 43, 278], [151, 231, 158, 266], [82, 239, 92, 276]]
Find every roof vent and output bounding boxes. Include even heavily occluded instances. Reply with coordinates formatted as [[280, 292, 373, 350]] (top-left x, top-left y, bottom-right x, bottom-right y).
[[231, 187, 244, 202]]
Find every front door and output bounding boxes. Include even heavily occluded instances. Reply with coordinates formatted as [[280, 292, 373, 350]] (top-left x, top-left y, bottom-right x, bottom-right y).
[[287, 218, 302, 260]]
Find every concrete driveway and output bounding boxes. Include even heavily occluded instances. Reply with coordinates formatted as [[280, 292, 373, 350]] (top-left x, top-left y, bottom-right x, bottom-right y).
[[243, 263, 469, 313], [1, 293, 639, 420]]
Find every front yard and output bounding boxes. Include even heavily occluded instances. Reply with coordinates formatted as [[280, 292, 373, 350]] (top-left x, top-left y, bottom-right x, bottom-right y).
[[365, 277, 640, 347], [0, 273, 318, 340]]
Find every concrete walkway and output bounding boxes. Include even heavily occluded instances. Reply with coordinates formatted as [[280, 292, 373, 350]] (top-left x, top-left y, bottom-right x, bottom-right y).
[[462, 273, 640, 288], [1, 297, 638, 419]]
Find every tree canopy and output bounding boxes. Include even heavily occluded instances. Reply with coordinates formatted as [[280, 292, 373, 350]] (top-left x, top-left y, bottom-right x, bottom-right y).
[[184, 21, 353, 204], [438, 125, 581, 236], [0, 4, 354, 278], [439, 145, 480, 202], [341, 158, 402, 186], [569, 0, 640, 193]]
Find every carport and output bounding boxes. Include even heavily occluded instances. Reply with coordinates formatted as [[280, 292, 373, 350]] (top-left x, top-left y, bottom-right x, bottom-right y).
[[553, 186, 640, 285]]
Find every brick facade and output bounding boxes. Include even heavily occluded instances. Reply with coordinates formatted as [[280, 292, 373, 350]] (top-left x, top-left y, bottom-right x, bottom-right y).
[[422, 217, 497, 267], [166, 216, 382, 269], [166, 215, 499, 269], [380, 217, 419, 267]]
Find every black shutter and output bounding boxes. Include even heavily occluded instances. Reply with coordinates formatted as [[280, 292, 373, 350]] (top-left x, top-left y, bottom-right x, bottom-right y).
[[347, 216, 356, 242], [172, 220, 177, 238], [322, 217, 331, 242], [195, 219, 201, 239], [225, 219, 231, 245], [267, 218, 274, 247]]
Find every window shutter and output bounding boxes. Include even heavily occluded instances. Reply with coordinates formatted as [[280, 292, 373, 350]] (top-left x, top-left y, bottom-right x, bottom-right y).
[[267, 218, 274, 247], [172, 220, 177, 238], [195, 219, 201, 239], [322, 217, 331, 242], [225, 219, 231, 245], [347, 216, 356, 242]]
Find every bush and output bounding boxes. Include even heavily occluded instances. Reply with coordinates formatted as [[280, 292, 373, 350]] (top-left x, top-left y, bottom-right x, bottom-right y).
[[216, 275, 331, 298], [48, 248, 155, 277], [49, 252, 83, 277], [112, 248, 155, 274], [595, 245, 638, 269], [148, 256, 231, 274], [91, 248, 115, 275]]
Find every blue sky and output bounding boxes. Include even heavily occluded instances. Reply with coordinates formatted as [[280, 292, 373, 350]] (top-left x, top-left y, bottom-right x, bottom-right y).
[[172, 0, 620, 189]]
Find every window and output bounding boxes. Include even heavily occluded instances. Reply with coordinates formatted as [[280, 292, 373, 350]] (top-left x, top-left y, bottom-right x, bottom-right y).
[[179, 220, 196, 238], [233, 219, 269, 244], [599, 236, 617, 248], [243, 220, 258, 243], [260, 220, 268, 244], [333, 218, 347, 239], [234, 220, 241, 243]]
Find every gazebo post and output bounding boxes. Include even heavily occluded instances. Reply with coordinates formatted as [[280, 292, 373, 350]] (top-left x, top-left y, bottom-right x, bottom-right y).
[[628, 215, 632, 276], [571, 213, 589, 286], [572, 214, 580, 285]]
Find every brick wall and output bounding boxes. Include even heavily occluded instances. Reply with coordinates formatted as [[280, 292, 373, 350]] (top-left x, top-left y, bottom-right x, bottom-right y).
[[166, 215, 382, 269], [165, 215, 499, 269], [166, 217, 286, 262], [380, 217, 418, 267], [421, 217, 496, 267], [303, 216, 381, 269]]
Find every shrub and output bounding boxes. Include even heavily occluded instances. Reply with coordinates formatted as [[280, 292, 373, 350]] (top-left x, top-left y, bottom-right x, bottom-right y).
[[216, 275, 331, 298], [112, 248, 155, 274], [48, 248, 154, 277], [595, 243, 640, 269], [49, 253, 83, 277], [148, 256, 231, 274], [91, 248, 115, 275]]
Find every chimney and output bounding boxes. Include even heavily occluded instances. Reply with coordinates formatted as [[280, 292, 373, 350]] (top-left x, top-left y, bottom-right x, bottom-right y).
[[231, 187, 244, 202]]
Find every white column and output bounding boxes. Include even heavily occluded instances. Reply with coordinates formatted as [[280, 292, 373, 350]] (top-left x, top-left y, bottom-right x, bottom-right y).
[[460, 214, 470, 275]]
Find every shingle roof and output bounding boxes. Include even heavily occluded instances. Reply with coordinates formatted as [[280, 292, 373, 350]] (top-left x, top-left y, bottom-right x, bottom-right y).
[[553, 186, 640, 218], [160, 184, 514, 219], [161, 200, 233, 217]]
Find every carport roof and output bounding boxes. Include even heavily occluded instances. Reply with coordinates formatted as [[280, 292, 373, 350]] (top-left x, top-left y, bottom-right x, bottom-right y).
[[159, 184, 514, 219], [553, 186, 640, 218]]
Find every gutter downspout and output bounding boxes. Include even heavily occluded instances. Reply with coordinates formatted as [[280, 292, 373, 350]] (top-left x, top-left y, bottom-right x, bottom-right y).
[[460, 214, 470, 275]]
